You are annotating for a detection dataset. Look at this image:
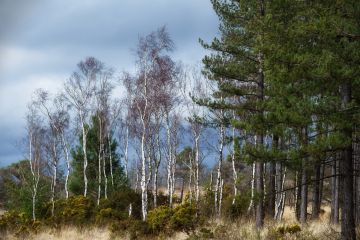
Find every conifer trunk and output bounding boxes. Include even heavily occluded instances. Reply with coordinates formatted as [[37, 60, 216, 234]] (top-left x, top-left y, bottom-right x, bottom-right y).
[[339, 82, 355, 240], [331, 156, 339, 224], [255, 135, 264, 228], [312, 163, 321, 219], [295, 170, 302, 221], [268, 162, 276, 218], [300, 162, 308, 224]]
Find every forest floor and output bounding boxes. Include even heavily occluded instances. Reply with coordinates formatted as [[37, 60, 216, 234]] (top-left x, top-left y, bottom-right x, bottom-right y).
[[1, 206, 344, 240]]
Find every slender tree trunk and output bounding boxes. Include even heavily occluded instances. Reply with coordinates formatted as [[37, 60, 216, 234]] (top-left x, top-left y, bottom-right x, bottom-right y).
[[166, 114, 173, 207], [29, 132, 40, 221], [97, 117, 102, 205], [97, 153, 102, 205], [188, 152, 193, 203], [80, 115, 88, 197], [103, 145, 108, 199], [268, 162, 276, 218], [331, 156, 340, 224], [180, 178, 185, 203], [275, 167, 286, 221], [319, 162, 325, 211], [356, 145, 360, 225], [215, 123, 225, 216], [108, 133, 114, 187], [231, 126, 238, 205], [269, 136, 279, 218], [312, 162, 321, 219], [254, 134, 264, 228], [49, 138, 58, 217], [219, 178, 224, 217], [153, 167, 159, 208], [300, 162, 308, 224], [194, 134, 200, 204], [170, 124, 177, 207], [124, 126, 129, 178], [248, 162, 256, 212], [300, 127, 309, 224], [295, 170, 302, 221], [32, 189, 37, 221], [61, 133, 70, 199], [141, 127, 148, 220], [354, 141, 360, 225]]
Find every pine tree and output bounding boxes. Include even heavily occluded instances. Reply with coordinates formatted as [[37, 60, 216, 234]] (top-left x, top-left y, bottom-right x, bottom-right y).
[[201, 0, 270, 228], [69, 116, 127, 199]]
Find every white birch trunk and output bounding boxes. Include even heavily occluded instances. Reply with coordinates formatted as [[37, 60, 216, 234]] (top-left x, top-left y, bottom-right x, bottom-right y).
[[219, 178, 224, 217], [97, 117, 102, 205], [166, 113, 173, 207], [231, 126, 238, 205], [194, 134, 200, 204], [140, 127, 148, 220], [275, 167, 287, 221], [80, 113, 88, 197], [188, 152, 193, 203], [153, 130, 161, 208], [108, 132, 114, 187], [60, 132, 70, 199], [248, 162, 256, 212], [124, 126, 129, 178], [215, 123, 225, 216], [28, 131, 40, 221], [50, 139, 58, 217]]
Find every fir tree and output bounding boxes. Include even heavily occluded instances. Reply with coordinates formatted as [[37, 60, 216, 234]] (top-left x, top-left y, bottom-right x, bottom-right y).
[[69, 116, 128, 199]]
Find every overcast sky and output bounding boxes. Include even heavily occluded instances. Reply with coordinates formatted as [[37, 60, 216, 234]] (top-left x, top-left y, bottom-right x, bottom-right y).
[[0, 0, 219, 167]]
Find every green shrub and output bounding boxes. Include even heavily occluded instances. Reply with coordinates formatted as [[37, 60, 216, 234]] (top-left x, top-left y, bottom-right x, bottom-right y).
[[170, 203, 198, 233], [199, 227, 214, 239], [95, 207, 116, 225], [0, 210, 42, 238], [147, 206, 173, 233], [199, 189, 215, 217], [268, 224, 302, 239], [47, 195, 94, 227], [223, 192, 252, 220], [110, 218, 150, 240], [98, 190, 142, 220]]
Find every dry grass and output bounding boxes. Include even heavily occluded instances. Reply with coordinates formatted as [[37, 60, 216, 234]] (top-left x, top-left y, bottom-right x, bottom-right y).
[[2, 227, 189, 240], [3, 227, 111, 240], [2, 205, 341, 240], [2, 221, 341, 240]]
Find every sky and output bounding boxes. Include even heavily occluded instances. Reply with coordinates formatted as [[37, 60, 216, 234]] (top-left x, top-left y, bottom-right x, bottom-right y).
[[0, 0, 219, 167]]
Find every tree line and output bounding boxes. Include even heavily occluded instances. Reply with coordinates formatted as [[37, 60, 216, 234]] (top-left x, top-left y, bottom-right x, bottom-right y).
[[1, 1, 360, 240]]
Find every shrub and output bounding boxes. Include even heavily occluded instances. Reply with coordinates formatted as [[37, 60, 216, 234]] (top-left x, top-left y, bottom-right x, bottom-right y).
[[199, 189, 215, 217], [268, 224, 302, 239], [223, 192, 252, 220], [170, 203, 198, 233], [199, 227, 214, 239], [110, 218, 150, 240], [47, 195, 94, 227], [147, 206, 173, 234], [95, 207, 117, 225], [98, 189, 142, 220], [0, 210, 42, 238]]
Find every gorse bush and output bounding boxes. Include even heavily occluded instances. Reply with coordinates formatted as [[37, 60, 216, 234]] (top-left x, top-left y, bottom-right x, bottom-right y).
[[110, 218, 150, 240], [0, 210, 42, 238], [144, 203, 199, 236], [47, 195, 95, 226], [147, 206, 173, 233], [170, 202, 198, 233]]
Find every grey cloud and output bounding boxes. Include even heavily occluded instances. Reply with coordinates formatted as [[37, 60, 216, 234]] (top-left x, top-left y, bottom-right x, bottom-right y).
[[0, 0, 219, 167]]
